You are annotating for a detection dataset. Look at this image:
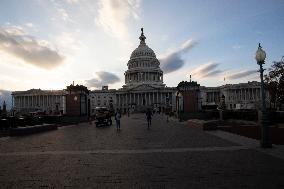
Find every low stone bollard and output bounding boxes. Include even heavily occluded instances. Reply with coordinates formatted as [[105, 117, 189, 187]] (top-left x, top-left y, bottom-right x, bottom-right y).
[[187, 119, 220, 130], [9, 124, 57, 136], [0, 119, 9, 130]]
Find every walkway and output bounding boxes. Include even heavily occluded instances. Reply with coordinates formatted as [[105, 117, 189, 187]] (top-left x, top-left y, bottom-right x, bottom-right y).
[[0, 113, 283, 188]]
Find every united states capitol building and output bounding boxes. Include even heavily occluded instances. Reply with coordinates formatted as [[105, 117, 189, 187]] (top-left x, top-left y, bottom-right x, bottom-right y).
[[12, 29, 268, 115]]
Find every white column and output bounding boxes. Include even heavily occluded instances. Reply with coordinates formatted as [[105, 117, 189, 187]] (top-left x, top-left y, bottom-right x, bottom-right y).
[[156, 92, 158, 104], [45, 95, 47, 106], [126, 93, 128, 106], [119, 94, 121, 107], [26, 96, 28, 107]]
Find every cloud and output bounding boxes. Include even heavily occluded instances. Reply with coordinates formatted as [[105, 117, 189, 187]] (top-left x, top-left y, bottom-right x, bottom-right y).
[[54, 32, 83, 56], [0, 25, 64, 69], [57, 8, 70, 21], [66, 0, 79, 4], [95, 0, 141, 40], [47, 0, 74, 23], [85, 71, 120, 89], [25, 22, 34, 28], [0, 90, 12, 110], [192, 62, 223, 79], [227, 70, 258, 80], [203, 70, 224, 78], [232, 45, 242, 49], [159, 39, 197, 74]]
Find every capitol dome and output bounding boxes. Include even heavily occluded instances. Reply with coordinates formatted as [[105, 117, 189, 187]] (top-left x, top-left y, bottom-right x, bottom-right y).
[[123, 28, 164, 89], [130, 43, 156, 59]]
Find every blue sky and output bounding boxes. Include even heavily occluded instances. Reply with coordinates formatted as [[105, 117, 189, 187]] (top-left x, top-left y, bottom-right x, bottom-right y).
[[0, 0, 284, 97]]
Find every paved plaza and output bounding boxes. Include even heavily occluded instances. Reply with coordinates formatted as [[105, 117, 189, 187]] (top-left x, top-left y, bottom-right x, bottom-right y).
[[0, 114, 284, 188]]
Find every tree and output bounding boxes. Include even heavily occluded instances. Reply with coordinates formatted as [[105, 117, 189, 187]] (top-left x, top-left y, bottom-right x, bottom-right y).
[[265, 57, 284, 110]]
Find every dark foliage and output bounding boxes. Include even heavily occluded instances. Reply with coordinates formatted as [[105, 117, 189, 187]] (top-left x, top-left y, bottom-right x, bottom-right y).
[[265, 58, 284, 109]]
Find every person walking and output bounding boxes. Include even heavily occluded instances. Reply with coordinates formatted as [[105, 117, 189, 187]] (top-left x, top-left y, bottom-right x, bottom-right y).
[[146, 109, 152, 129], [115, 109, 121, 131]]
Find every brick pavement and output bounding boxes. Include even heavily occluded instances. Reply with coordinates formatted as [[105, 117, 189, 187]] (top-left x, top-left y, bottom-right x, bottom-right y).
[[0, 113, 284, 188]]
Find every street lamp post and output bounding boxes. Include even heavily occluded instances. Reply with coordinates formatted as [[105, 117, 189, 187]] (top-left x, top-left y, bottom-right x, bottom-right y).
[[74, 95, 79, 124], [178, 92, 183, 122], [255, 43, 272, 148]]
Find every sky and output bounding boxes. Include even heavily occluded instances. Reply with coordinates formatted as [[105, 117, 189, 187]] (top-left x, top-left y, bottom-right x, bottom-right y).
[[0, 0, 284, 103]]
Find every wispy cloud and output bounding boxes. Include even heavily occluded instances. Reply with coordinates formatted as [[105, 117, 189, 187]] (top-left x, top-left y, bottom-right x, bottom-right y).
[[47, 0, 74, 23], [95, 0, 141, 41], [0, 25, 64, 69], [85, 71, 120, 89], [25, 22, 34, 28], [57, 8, 70, 21], [232, 45, 242, 49], [159, 39, 197, 74], [227, 70, 257, 80], [66, 0, 79, 5], [191, 62, 223, 79], [54, 32, 83, 56]]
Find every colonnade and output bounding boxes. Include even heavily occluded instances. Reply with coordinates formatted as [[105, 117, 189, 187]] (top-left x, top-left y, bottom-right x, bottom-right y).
[[116, 91, 173, 108], [125, 72, 163, 83], [13, 95, 63, 110], [205, 87, 262, 104], [206, 92, 220, 103], [226, 88, 261, 101]]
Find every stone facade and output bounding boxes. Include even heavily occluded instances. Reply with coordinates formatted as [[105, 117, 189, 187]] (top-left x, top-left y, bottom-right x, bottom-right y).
[[200, 81, 269, 110], [12, 89, 66, 114], [89, 87, 116, 116]]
